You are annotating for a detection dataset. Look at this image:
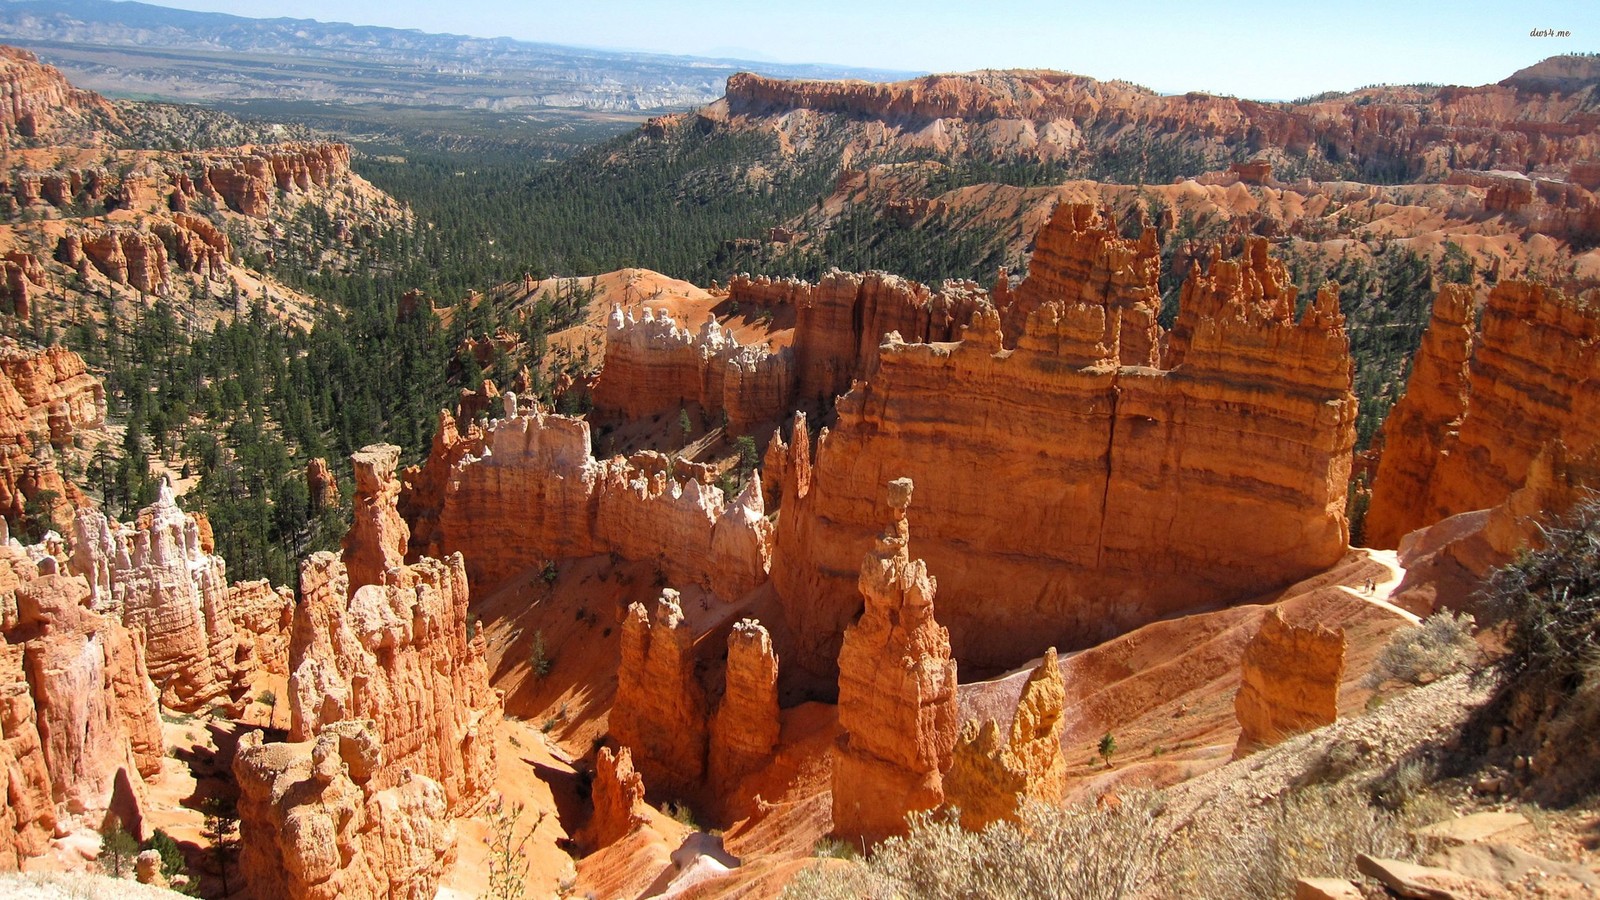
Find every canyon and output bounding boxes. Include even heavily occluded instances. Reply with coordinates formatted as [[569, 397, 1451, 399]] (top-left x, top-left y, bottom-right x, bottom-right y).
[[0, 36, 1598, 900]]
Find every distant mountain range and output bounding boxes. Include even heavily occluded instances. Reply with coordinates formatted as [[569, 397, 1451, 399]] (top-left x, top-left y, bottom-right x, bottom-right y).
[[0, 0, 914, 111]]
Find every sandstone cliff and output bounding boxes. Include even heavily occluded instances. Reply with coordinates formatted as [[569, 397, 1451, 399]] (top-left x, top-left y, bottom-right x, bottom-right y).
[[0, 573, 162, 853], [1233, 610, 1347, 755], [402, 404, 773, 598], [0, 344, 102, 530], [233, 720, 455, 900], [69, 484, 247, 713], [772, 233, 1357, 676], [832, 478, 958, 847], [943, 649, 1066, 830], [611, 588, 708, 799], [0, 47, 120, 144], [1367, 280, 1600, 546]]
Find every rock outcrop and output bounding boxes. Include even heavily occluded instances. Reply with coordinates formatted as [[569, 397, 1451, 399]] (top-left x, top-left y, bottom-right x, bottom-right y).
[[1367, 280, 1600, 546], [226, 579, 295, 676], [592, 306, 795, 434], [1, 573, 162, 851], [832, 478, 959, 847], [1233, 610, 1347, 755], [772, 234, 1357, 676], [943, 649, 1067, 830], [0, 47, 120, 144], [69, 485, 245, 712], [233, 720, 455, 900], [59, 227, 172, 295], [709, 619, 780, 795], [198, 143, 353, 218], [0, 344, 103, 529], [287, 446, 499, 810], [402, 405, 773, 597], [587, 745, 649, 850], [306, 457, 340, 512], [611, 588, 707, 798]]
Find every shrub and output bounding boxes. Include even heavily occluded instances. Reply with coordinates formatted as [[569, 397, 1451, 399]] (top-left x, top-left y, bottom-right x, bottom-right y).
[[1363, 612, 1477, 687], [530, 630, 554, 679], [98, 818, 139, 877], [783, 792, 1166, 900]]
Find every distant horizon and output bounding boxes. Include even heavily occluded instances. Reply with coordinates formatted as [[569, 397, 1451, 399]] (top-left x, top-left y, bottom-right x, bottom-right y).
[[22, 0, 1600, 101]]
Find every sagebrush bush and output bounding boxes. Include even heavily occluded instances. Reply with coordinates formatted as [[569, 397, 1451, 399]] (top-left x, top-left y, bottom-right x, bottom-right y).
[[783, 793, 1166, 900], [1167, 784, 1417, 899], [1363, 611, 1477, 687]]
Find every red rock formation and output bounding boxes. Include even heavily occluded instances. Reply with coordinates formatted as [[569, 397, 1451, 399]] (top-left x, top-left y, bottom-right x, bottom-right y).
[[1233, 610, 1347, 755], [342, 443, 408, 589], [68, 484, 244, 713], [772, 239, 1356, 676], [227, 579, 295, 676], [943, 649, 1066, 830], [0, 344, 102, 528], [200, 143, 352, 217], [592, 306, 795, 434], [611, 588, 707, 798], [0, 251, 44, 318], [0, 627, 56, 867], [306, 457, 340, 513], [709, 481, 774, 601], [152, 213, 230, 278], [289, 447, 499, 813], [0, 47, 120, 143], [722, 64, 1600, 176], [1000, 203, 1160, 363], [832, 478, 958, 847], [403, 405, 774, 597], [1367, 280, 1600, 546], [2, 574, 162, 845], [63, 226, 171, 295], [234, 720, 455, 900], [709, 618, 780, 795], [587, 745, 649, 850]]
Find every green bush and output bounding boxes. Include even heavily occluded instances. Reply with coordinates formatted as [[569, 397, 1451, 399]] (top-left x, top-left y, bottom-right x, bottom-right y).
[[1363, 612, 1477, 688]]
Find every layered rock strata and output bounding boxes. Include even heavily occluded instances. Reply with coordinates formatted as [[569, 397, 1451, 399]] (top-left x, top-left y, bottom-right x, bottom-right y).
[[709, 618, 780, 795], [0, 573, 162, 852], [286, 446, 500, 811], [233, 720, 454, 900], [943, 649, 1067, 830], [773, 234, 1357, 675], [0, 47, 120, 143], [1233, 610, 1347, 754], [1367, 280, 1600, 546], [69, 484, 245, 712], [0, 344, 103, 528], [402, 405, 773, 597], [593, 306, 795, 434], [611, 588, 708, 798], [832, 478, 958, 847]]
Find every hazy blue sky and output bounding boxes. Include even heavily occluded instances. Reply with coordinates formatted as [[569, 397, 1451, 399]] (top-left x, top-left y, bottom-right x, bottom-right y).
[[150, 0, 1597, 100]]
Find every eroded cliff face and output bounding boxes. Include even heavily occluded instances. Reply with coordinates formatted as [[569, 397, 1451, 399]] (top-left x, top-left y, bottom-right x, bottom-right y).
[[722, 65, 1600, 176], [0, 344, 103, 528], [68, 484, 248, 713], [402, 404, 774, 597], [832, 478, 958, 847], [233, 721, 455, 900], [0, 47, 120, 144], [0, 573, 162, 852], [943, 649, 1067, 830], [1367, 280, 1600, 546], [772, 231, 1357, 676]]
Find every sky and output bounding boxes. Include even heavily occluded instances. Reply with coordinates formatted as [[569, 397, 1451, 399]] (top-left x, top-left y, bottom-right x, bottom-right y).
[[146, 0, 1599, 100]]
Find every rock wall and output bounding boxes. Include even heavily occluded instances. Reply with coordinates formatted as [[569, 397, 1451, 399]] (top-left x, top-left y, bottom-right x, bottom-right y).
[[57, 227, 171, 296], [832, 478, 958, 847], [0, 572, 162, 854], [772, 234, 1357, 676], [197, 143, 352, 218], [1233, 610, 1346, 755], [1367, 280, 1600, 546], [611, 588, 707, 798], [592, 306, 795, 434], [233, 721, 454, 900], [0, 344, 102, 534], [0, 47, 120, 144], [402, 405, 773, 597], [943, 649, 1067, 830]]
